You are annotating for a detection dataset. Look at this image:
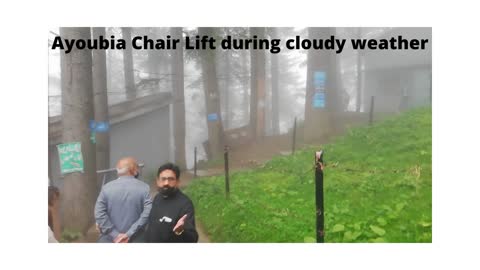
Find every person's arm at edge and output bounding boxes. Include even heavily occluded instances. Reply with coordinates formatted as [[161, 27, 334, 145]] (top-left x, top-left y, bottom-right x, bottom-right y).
[[125, 187, 153, 238], [175, 200, 198, 243], [94, 189, 120, 240]]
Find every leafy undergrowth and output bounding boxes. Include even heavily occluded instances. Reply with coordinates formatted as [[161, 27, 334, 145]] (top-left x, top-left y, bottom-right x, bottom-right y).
[[184, 107, 432, 242]]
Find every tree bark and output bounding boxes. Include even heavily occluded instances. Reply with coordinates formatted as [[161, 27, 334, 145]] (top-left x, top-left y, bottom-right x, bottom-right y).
[[224, 48, 231, 129], [242, 49, 250, 125], [304, 27, 340, 142], [249, 27, 266, 139], [92, 27, 110, 177], [147, 28, 160, 79], [198, 27, 224, 160], [270, 28, 280, 135], [60, 27, 97, 234], [356, 27, 363, 112], [122, 27, 136, 100], [249, 31, 257, 138], [171, 27, 187, 169]]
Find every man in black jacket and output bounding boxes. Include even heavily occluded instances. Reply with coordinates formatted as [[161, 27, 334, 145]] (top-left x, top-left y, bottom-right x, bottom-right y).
[[145, 163, 199, 243]]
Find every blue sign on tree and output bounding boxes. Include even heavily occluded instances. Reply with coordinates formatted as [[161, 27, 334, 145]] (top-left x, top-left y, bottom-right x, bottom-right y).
[[313, 92, 326, 108], [313, 71, 326, 108], [314, 71, 326, 89], [95, 121, 110, 133], [207, 113, 218, 122], [89, 120, 110, 133]]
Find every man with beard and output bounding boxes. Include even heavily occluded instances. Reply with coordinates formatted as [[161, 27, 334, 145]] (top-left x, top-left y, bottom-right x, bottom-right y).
[[145, 163, 198, 243]]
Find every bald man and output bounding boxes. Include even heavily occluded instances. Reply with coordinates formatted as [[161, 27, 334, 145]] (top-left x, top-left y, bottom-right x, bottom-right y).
[[94, 157, 152, 243]]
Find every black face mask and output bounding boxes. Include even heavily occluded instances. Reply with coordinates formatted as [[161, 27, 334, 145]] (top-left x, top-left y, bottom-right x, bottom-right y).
[[134, 171, 140, 178], [159, 186, 177, 197]]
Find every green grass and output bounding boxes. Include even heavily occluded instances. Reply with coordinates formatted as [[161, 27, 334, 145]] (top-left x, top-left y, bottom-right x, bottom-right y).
[[184, 107, 432, 242]]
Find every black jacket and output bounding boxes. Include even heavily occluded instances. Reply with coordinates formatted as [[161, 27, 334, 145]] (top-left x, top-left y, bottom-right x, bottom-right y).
[[145, 189, 199, 243]]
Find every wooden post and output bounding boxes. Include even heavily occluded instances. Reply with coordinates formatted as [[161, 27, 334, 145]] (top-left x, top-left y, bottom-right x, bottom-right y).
[[315, 150, 325, 243], [224, 145, 230, 199]]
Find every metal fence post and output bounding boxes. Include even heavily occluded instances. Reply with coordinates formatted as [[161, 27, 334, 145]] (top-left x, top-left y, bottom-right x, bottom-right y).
[[315, 150, 325, 243], [369, 96, 375, 125], [224, 145, 230, 199]]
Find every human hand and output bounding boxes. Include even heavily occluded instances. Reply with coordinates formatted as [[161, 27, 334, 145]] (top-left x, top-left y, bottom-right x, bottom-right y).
[[173, 214, 187, 234], [114, 233, 129, 243], [118, 237, 129, 243]]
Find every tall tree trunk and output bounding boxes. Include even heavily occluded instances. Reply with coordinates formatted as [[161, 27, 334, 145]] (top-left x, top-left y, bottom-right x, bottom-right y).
[[147, 48, 157, 79], [224, 49, 231, 130], [270, 28, 280, 135], [92, 27, 110, 177], [107, 44, 113, 92], [249, 33, 257, 138], [198, 27, 224, 160], [147, 28, 160, 79], [60, 27, 97, 234], [249, 27, 266, 139], [355, 27, 363, 112], [147, 50, 161, 80], [122, 27, 136, 100], [242, 49, 250, 125], [171, 27, 187, 169], [304, 27, 340, 142]]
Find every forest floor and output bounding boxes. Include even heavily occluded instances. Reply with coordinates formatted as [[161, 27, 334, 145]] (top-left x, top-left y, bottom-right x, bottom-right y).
[[180, 133, 318, 187]]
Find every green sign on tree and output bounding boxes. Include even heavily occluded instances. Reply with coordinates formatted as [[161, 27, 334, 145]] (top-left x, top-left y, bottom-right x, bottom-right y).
[[57, 142, 84, 174]]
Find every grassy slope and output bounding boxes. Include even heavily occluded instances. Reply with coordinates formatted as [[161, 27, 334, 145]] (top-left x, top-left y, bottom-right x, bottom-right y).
[[184, 107, 432, 242]]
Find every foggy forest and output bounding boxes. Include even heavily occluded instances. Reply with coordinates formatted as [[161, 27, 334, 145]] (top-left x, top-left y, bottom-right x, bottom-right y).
[[48, 27, 432, 243]]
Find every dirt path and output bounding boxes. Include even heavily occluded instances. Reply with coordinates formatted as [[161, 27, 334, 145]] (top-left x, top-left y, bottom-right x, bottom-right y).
[[182, 133, 304, 183]]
